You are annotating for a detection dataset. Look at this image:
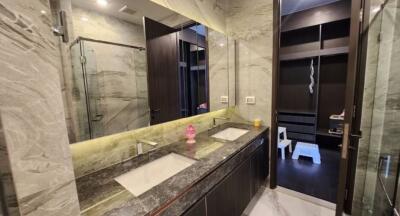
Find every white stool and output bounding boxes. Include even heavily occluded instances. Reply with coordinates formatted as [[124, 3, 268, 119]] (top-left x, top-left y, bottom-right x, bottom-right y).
[[292, 142, 321, 164], [277, 127, 292, 159]]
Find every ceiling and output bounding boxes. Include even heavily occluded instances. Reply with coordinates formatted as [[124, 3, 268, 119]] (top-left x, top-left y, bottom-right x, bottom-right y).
[[281, 0, 342, 15], [71, 0, 184, 25]]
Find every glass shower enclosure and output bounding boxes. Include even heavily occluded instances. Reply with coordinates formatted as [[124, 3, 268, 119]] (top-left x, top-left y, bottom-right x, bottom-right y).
[[356, 0, 400, 215], [70, 38, 149, 141]]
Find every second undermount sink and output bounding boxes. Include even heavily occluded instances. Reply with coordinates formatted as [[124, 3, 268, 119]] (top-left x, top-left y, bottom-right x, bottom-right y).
[[114, 153, 196, 197], [211, 127, 249, 141]]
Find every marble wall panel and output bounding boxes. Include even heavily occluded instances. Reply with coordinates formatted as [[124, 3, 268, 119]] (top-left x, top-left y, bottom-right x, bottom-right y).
[[225, 0, 274, 126], [208, 29, 229, 111], [353, 0, 400, 214], [150, 0, 226, 33], [71, 108, 234, 178], [72, 6, 145, 47], [83, 42, 149, 138], [0, 0, 80, 215], [69, 7, 149, 141]]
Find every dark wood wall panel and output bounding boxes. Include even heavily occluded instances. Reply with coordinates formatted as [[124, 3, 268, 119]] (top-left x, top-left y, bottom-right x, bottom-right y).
[[281, 26, 320, 47], [281, 0, 351, 32], [279, 123, 315, 134], [146, 30, 180, 124], [287, 132, 316, 143], [317, 54, 347, 130], [278, 114, 316, 124], [278, 58, 318, 113]]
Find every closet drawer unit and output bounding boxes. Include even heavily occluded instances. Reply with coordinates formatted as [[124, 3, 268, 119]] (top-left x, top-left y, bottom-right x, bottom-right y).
[[287, 132, 316, 143], [278, 114, 316, 124], [279, 123, 315, 134]]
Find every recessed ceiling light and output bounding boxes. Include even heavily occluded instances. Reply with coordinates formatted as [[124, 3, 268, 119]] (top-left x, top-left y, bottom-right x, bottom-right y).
[[97, 0, 108, 7], [81, 16, 89, 22], [219, 43, 225, 47], [40, 10, 46, 14]]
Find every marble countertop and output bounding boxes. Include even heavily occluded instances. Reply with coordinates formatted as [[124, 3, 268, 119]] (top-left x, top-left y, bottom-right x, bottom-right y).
[[76, 122, 268, 216]]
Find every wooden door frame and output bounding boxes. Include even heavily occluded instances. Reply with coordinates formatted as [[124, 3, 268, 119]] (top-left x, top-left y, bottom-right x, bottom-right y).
[[336, 0, 370, 214], [270, 1, 372, 214], [270, 0, 281, 189]]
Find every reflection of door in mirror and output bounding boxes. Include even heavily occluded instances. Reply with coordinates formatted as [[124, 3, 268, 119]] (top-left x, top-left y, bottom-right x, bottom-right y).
[[145, 18, 209, 125]]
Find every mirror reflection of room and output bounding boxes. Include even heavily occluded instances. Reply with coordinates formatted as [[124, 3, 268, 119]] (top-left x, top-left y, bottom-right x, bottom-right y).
[[68, 0, 230, 142]]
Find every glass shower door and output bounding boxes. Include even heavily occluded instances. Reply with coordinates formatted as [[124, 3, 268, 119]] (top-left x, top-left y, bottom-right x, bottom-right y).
[[358, 0, 400, 215], [70, 39, 149, 141]]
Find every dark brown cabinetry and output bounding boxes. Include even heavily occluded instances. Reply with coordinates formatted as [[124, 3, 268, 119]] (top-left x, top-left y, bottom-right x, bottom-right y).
[[207, 157, 251, 216], [183, 137, 268, 216], [182, 197, 206, 216], [278, 1, 351, 144]]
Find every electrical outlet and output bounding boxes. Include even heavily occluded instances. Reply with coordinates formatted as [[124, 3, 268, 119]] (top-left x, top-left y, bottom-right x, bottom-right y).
[[220, 96, 229, 104], [245, 96, 256, 105]]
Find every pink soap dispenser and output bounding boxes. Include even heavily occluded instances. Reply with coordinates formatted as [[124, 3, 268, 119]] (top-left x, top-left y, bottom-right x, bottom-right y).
[[185, 124, 196, 144]]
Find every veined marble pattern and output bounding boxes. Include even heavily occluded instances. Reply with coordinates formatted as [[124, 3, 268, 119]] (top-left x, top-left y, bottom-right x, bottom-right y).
[[158, 12, 191, 27], [83, 42, 149, 139], [225, 0, 274, 127], [69, 6, 149, 141], [352, 3, 383, 215], [71, 108, 234, 178], [208, 29, 230, 111], [150, 0, 226, 33], [72, 6, 145, 47], [353, 0, 400, 214], [49, 0, 81, 143], [243, 187, 335, 216], [0, 0, 80, 215]]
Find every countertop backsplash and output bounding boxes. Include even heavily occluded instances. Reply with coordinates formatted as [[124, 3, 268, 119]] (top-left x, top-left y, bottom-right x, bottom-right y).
[[70, 107, 251, 178]]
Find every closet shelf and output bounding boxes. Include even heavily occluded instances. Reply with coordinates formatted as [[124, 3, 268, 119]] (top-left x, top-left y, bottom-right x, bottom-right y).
[[278, 110, 317, 116], [316, 129, 342, 138], [279, 46, 349, 61]]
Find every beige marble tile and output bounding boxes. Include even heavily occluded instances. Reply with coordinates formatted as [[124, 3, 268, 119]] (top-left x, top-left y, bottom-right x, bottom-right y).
[[150, 0, 226, 33], [353, 0, 400, 214], [0, 0, 80, 215], [209, 29, 229, 111], [244, 187, 335, 216], [225, 0, 273, 127], [72, 6, 145, 47]]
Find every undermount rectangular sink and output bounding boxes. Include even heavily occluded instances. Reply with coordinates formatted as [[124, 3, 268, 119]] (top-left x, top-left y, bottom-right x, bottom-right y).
[[115, 153, 196, 196], [211, 127, 249, 141]]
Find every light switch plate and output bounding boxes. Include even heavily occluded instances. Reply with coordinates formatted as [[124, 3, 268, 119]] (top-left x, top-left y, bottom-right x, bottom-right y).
[[220, 96, 229, 104], [245, 96, 256, 105]]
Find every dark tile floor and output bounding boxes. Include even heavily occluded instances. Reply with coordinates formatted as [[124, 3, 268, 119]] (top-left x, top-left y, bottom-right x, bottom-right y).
[[277, 143, 341, 203]]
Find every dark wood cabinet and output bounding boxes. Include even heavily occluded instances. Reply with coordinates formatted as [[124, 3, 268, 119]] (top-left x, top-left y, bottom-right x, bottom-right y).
[[206, 137, 268, 216], [183, 197, 206, 216], [175, 135, 269, 216], [206, 158, 251, 216], [251, 145, 268, 196], [278, 1, 351, 144]]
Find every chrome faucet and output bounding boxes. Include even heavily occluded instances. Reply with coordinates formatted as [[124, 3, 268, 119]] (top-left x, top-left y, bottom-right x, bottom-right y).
[[212, 117, 230, 128], [136, 139, 158, 155]]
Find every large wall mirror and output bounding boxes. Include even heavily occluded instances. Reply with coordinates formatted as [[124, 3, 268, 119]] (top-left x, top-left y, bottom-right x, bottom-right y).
[[68, 0, 233, 142]]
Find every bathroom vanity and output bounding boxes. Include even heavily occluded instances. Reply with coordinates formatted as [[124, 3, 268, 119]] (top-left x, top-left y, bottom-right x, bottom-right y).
[[76, 123, 269, 216]]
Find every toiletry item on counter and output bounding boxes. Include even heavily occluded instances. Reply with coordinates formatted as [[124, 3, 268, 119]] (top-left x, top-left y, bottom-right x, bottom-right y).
[[254, 119, 262, 128], [186, 124, 196, 144], [329, 110, 345, 135]]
